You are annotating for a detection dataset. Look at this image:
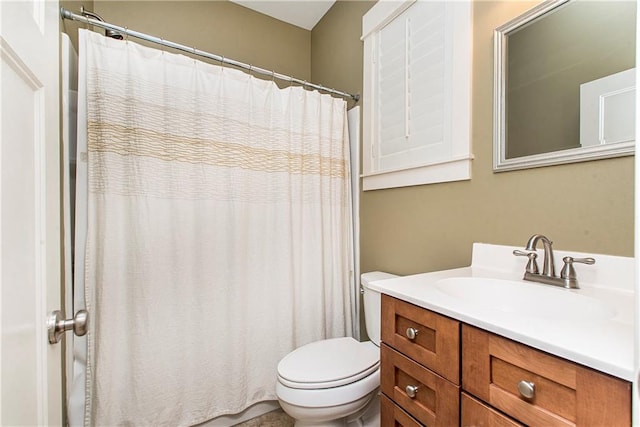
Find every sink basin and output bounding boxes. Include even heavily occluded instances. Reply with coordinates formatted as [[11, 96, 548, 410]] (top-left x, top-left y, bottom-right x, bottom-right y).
[[435, 277, 616, 322]]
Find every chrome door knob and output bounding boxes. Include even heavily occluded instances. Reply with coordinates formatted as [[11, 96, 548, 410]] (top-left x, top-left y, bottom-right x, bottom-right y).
[[405, 385, 419, 398], [517, 380, 535, 399], [47, 310, 89, 344], [405, 327, 419, 340]]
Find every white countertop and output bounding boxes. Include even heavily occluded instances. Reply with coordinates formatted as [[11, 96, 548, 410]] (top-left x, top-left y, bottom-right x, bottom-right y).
[[367, 243, 635, 381]]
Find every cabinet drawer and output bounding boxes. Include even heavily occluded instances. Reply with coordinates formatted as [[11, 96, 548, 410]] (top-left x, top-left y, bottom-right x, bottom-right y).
[[381, 393, 421, 427], [461, 392, 522, 427], [462, 325, 631, 426], [382, 295, 460, 384], [381, 343, 459, 426]]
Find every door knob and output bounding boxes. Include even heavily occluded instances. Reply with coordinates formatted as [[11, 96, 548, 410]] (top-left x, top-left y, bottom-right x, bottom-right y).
[[47, 310, 89, 344], [405, 384, 419, 398], [517, 380, 535, 399], [405, 327, 419, 340]]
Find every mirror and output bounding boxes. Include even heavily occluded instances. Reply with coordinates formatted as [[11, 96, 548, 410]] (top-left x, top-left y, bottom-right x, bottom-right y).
[[494, 0, 636, 172]]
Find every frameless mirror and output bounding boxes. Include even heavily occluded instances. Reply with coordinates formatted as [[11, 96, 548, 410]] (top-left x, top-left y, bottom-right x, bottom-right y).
[[494, 0, 636, 172]]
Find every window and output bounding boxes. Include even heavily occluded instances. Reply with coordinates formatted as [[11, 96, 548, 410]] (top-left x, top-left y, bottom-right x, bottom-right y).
[[362, 0, 473, 190]]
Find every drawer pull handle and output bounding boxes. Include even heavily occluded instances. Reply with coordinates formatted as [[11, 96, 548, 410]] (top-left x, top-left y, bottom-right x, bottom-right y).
[[405, 385, 419, 398], [518, 380, 535, 399], [405, 327, 419, 340]]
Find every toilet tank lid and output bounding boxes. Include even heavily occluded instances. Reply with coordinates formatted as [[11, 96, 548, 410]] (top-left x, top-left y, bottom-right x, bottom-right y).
[[360, 271, 398, 287]]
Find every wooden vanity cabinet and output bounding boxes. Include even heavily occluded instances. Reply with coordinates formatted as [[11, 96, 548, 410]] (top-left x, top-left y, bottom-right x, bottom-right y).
[[462, 325, 632, 427], [381, 344, 459, 425], [381, 295, 460, 383], [380, 394, 422, 427], [461, 392, 523, 427], [380, 295, 632, 426], [380, 295, 460, 426]]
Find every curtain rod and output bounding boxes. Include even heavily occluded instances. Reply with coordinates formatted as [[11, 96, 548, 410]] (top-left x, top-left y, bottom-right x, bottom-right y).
[[60, 7, 360, 102]]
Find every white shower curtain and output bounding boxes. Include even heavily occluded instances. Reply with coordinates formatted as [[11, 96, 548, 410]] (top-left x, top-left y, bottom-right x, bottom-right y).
[[76, 29, 353, 426]]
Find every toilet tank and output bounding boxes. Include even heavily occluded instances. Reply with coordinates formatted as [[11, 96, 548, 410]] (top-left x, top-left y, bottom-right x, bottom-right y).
[[361, 271, 398, 346]]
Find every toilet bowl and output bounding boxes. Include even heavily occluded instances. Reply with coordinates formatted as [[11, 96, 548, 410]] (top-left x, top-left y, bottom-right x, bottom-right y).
[[276, 271, 398, 426]]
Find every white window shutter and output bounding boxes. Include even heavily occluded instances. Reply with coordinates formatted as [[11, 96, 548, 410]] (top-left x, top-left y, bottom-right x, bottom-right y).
[[363, 0, 473, 190]]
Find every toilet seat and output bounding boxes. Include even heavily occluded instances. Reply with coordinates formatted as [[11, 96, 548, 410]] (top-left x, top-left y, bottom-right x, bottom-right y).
[[276, 368, 379, 409], [277, 337, 379, 389]]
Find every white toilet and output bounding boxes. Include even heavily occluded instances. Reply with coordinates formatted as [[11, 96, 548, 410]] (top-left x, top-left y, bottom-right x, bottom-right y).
[[275, 271, 398, 426]]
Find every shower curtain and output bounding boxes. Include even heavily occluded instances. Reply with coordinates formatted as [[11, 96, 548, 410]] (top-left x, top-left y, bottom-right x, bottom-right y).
[[75, 29, 353, 426]]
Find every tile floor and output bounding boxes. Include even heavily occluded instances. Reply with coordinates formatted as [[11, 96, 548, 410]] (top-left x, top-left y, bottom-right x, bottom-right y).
[[234, 409, 294, 427]]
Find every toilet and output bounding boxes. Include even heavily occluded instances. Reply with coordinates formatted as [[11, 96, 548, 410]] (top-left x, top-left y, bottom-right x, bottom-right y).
[[275, 271, 398, 426]]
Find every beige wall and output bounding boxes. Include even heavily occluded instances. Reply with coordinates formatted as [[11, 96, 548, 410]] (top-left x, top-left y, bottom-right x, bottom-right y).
[[62, 1, 311, 81], [312, 1, 634, 279], [93, 1, 310, 81], [311, 0, 373, 112]]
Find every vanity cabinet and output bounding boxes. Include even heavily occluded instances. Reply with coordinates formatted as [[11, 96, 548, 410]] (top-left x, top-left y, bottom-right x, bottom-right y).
[[380, 394, 421, 427], [462, 325, 632, 426], [380, 295, 632, 426], [380, 295, 460, 425], [461, 393, 522, 427]]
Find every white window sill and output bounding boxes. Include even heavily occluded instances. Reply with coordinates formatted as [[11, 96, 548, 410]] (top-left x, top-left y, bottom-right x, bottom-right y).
[[362, 156, 473, 191]]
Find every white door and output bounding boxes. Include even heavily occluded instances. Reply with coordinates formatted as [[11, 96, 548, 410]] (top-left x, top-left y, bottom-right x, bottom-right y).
[[0, 1, 63, 425], [635, 1, 640, 423]]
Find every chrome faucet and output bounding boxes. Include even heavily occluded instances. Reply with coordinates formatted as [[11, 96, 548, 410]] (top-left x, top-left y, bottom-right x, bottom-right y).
[[525, 234, 555, 277], [513, 234, 595, 289]]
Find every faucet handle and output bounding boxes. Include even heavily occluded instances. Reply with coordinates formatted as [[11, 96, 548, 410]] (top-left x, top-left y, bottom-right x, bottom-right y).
[[560, 256, 596, 280], [566, 256, 596, 265], [513, 250, 539, 274]]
